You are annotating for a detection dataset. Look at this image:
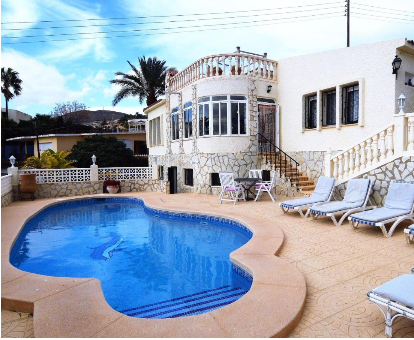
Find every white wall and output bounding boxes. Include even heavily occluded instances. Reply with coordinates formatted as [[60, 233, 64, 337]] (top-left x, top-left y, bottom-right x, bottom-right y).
[[277, 38, 409, 152]]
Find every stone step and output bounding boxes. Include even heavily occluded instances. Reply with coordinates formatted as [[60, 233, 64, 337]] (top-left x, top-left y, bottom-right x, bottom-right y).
[[298, 180, 314, 186], [298, 185, 316, 191], [298, 176, 309, 181]]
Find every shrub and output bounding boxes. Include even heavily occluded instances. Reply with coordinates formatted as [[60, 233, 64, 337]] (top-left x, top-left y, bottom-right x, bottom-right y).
[[23, 150, 75, 169]]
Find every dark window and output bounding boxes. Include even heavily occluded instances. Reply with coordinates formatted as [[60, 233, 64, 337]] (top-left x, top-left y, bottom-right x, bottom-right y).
[[342, 84, 359, 124], [158, 166, 164, 180], [212, 95, 227, 101], [184, 169, 193, 186], [257, 97, 276, 104], [198, 97, 210, 103], [183, 103, 192, 139], [220, 102, 227, 135], [171, 107, 179, 141], [211, 173, 221, 186], [305, 94, 317, 129], [198, 104, 204, 136], [230, 95, 247, 100], [213, 103, 220, 135], [322, 90, 336, 126]]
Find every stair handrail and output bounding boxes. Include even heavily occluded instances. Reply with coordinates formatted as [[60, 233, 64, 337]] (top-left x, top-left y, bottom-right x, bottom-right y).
[[257, 133, 299, 184]]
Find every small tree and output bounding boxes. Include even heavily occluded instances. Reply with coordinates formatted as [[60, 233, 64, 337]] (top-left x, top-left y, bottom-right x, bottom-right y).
[[68, 135, 138, 168], [1, 67, 23, 119], [50, 101, 88, 124]]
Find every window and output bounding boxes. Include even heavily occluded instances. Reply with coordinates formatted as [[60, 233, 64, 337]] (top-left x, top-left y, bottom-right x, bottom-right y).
[[198, 95, 247, 137], [211, 173, 221, 186], [258, 97, 276, 104], [342, 84, 359, 124], [304, 95, 317, 129], [149, 116, 162, 146], [158, 166, 164, 180], [322, 89, 336, 126], [39, 142, 53, 152], [171, 107, 179, 141], [183, 102, 193, 139], [184, 169, 193, 186]]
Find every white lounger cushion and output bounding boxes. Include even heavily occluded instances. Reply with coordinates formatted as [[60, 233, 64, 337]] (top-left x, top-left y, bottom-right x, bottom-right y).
[[409, 224, 414, 229], [373, 274, 414, 308], [281, 177, 335, 208], [311, 179, 370, 214], [351, 207, 409, 223], [383, 181, 414, 212]]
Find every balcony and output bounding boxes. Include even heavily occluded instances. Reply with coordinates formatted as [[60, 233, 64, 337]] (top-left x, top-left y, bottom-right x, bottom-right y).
[[168, 52, 277, 92]]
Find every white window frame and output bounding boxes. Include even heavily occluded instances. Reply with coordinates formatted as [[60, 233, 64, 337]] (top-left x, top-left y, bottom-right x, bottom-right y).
[[39, 142, 53, 152], [197, 95, 248, 137], [183, 102, 193, 139], [171, 107, 179, 142], [149, 116, 162, 146]]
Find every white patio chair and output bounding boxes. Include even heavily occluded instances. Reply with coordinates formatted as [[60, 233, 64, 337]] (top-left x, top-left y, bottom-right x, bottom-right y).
[[218, 171, 246, 205], [279, 176, 336, 218], [254, 171, 277, 203], [349, 181, 414, 237], [404, 224, 414, 244], [309, 179, 375, 226], [248, 169, 262, 179], [367, 268, 414, 338]]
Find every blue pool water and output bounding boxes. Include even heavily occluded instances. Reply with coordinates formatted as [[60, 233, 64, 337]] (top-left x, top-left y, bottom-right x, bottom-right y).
[[10, 198, 252, 318]]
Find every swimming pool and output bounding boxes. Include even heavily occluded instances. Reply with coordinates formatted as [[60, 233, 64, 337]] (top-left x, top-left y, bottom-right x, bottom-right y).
[[10, 198, 252, 318]]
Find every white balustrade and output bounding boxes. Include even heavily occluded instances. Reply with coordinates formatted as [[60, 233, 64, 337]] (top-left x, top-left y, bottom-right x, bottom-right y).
[[354, 144, 360, 172], [169, 53, 277, 91], [18, 168, 91, 184], [98, 167, 152, 181], [379, 131, 386, 160], [366, 138, 373, 167], [408, 117, 414, 151], [372, 134, 379, 164], [1, 175, 13, 196], [343, 151, 349, 178], [386, 126, 394, 158]]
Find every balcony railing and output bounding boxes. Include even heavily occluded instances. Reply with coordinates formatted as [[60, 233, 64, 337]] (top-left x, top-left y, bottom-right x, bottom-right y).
[[169, 53, 277, 91]]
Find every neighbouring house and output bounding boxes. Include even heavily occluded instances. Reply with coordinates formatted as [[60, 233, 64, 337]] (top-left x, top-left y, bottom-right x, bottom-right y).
[[145, 38, 414, 200], [1, 108, 31, 123]]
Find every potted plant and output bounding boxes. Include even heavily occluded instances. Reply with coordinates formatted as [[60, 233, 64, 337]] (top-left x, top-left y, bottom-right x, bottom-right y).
[[212, 67, 223, 76], [231, 65, 242, 75], [104, 179, 121, 194]]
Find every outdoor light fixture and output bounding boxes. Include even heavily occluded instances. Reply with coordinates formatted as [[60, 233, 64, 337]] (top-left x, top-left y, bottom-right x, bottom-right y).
[[9, 155, 16, 168], [91, 154, 97, 165], [398, 93, 406, 114], [267, 85, 272, 93], [392, 55, 402, 78]]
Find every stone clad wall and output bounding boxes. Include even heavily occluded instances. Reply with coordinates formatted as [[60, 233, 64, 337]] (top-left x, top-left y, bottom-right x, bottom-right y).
[[287, 151, 327, 183], [335, 156, 414, 206], [33, 179, 160, 199], [1, 190, 14, 207]]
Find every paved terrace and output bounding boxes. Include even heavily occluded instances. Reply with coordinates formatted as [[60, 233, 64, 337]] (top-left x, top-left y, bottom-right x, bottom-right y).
[[2, 192, 414, 338]]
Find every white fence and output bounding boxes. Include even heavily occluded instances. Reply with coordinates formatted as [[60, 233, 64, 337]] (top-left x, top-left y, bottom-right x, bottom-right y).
[[18, 168, 91, 184], [1, 175, 13, 196], [98, 167, 152, 181]]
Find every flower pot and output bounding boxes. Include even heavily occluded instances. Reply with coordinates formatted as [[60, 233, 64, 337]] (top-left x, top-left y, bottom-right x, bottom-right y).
[[107, 185, 119, 194], [20, 174, 37, 193]]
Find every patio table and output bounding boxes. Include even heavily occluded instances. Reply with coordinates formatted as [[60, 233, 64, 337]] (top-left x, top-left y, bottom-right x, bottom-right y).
[[235, 177, 261, 201]]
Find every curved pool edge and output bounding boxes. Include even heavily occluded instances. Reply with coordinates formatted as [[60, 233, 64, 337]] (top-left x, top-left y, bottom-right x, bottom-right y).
[[1, 192, 307, 338]]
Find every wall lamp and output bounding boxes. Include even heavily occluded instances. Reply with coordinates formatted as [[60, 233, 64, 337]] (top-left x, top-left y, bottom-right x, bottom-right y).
[[392, 55, 402, 79], [267, 85, 272, 93]]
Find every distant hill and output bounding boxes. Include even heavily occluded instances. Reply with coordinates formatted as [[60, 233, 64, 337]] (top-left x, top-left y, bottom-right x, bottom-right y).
[[81, 110, 127, 122]]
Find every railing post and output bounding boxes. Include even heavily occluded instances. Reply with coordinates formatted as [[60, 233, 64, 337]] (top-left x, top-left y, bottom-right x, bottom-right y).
[[7, 166, 19, 187], [90, 164, 98, 182], [393, 114, 405, 155], [349, 148, 354, 175], [408, 116, 414, 151], [333, 157, 338, 180], [325, 148, 332, 177], [343, 151, 349, 179], [338, 154, 343, 180], [386, 126, 394, 158], [354, 145, 360, 172], [366, 138, 373, 167], [379, 130, 386, 160], [372, 134, 379, 164]]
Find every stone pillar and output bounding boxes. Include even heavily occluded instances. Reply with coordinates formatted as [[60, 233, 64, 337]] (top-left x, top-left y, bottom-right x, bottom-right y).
[[90, 164, 98, 182], [7, 166, 19, 186]]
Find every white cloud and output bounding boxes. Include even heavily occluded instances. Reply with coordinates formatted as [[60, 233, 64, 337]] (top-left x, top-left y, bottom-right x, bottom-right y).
[[1, 49, 87, 108]]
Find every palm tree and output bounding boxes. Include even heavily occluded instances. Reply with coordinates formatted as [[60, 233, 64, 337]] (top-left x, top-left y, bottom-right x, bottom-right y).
[[1, 67, 23, 119], [110, 56, 175, 107]]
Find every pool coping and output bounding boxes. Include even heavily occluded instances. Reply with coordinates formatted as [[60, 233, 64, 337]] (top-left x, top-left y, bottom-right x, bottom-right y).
[[1, 192, 307, 338]]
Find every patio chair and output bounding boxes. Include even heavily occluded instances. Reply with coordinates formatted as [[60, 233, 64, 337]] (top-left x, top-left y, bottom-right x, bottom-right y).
[[218, 171, 246, 205], [309, 179, 375, 226], [404, 224, 414, 244], [279, 176, 336, 218], [254, 171, 277, 203], [367, 268, 414, 338], [248, 169, 262, 179], [349, 181, 414, 237]]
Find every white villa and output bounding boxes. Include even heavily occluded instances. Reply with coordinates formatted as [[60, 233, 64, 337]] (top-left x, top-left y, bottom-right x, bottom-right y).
[[145, 38, 414, 200]]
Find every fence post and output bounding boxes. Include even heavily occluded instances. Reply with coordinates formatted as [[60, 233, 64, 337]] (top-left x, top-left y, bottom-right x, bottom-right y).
[[7, 166, 19, 186], [90, 164, 99, 182]]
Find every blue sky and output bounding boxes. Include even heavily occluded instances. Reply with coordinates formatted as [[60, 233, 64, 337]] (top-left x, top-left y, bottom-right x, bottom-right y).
[[1, 0, 414, 117]]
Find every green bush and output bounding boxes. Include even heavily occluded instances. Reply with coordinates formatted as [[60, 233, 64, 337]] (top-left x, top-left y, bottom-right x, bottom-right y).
[[68, 135, 139, 168]]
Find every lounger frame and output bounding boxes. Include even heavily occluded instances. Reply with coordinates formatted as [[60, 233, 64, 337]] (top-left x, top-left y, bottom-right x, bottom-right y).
[[367, 269, 414, 338], [404, 228, 413, 244], [349, 208, 414, 237], [310, 181, 375, 226], [279, 186, 335, 218]]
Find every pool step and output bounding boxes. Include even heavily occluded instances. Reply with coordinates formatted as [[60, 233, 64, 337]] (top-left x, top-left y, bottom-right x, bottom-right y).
[[119, 285, 247, 319]]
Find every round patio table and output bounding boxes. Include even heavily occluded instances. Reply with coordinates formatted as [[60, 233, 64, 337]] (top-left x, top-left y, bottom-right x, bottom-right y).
[[234, 177, 261, 201]]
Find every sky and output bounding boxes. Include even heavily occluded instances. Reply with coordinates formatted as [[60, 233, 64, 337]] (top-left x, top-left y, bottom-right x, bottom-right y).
[[1, 0, 414, 117]]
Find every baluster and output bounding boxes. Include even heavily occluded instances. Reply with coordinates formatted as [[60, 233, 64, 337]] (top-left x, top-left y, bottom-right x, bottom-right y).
[[215, 56, 219, 76], [236, 53, 240, 75], [267, 61, 271, 79], [366, 138, 373, 167], [372, 134, 379, 164], [338, 154, 343, 180], [228, 56, 233, 76], [209, 57, 213, 77], [343, 151, 349, 179], [222, 55, 226, 75], [253, 58, 257, 75], [386, 126, 394, 158], [349, 148, 355, 175], [379, 130, 386, 160], [354, 145, 360, 172], [408, 118, 414, 151], [333, 157, 338, 179], [360, 141, 366, 170]]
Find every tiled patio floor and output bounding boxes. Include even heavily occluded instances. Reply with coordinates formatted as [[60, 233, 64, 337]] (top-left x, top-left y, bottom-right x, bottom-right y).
[[2, 192, 414, 337]]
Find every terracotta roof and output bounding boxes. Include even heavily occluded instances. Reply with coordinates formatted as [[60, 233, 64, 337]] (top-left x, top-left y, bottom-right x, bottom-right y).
[[143, 99, 163, 112]]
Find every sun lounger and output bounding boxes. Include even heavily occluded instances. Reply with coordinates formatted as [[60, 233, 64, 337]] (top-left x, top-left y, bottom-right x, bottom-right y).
[[279, 176, 335, 218], [309, 178, 375, 226], [349, 181, 414, 237], [367, 269, 414, 337], [404, 224, 414, 244]]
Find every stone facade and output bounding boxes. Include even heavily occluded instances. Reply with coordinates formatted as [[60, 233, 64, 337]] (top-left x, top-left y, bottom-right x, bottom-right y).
[[1, 190, 14, 207], [335, 156, 414, 206], [25, 179, 160, 199], [288, 151, 327, 183]]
